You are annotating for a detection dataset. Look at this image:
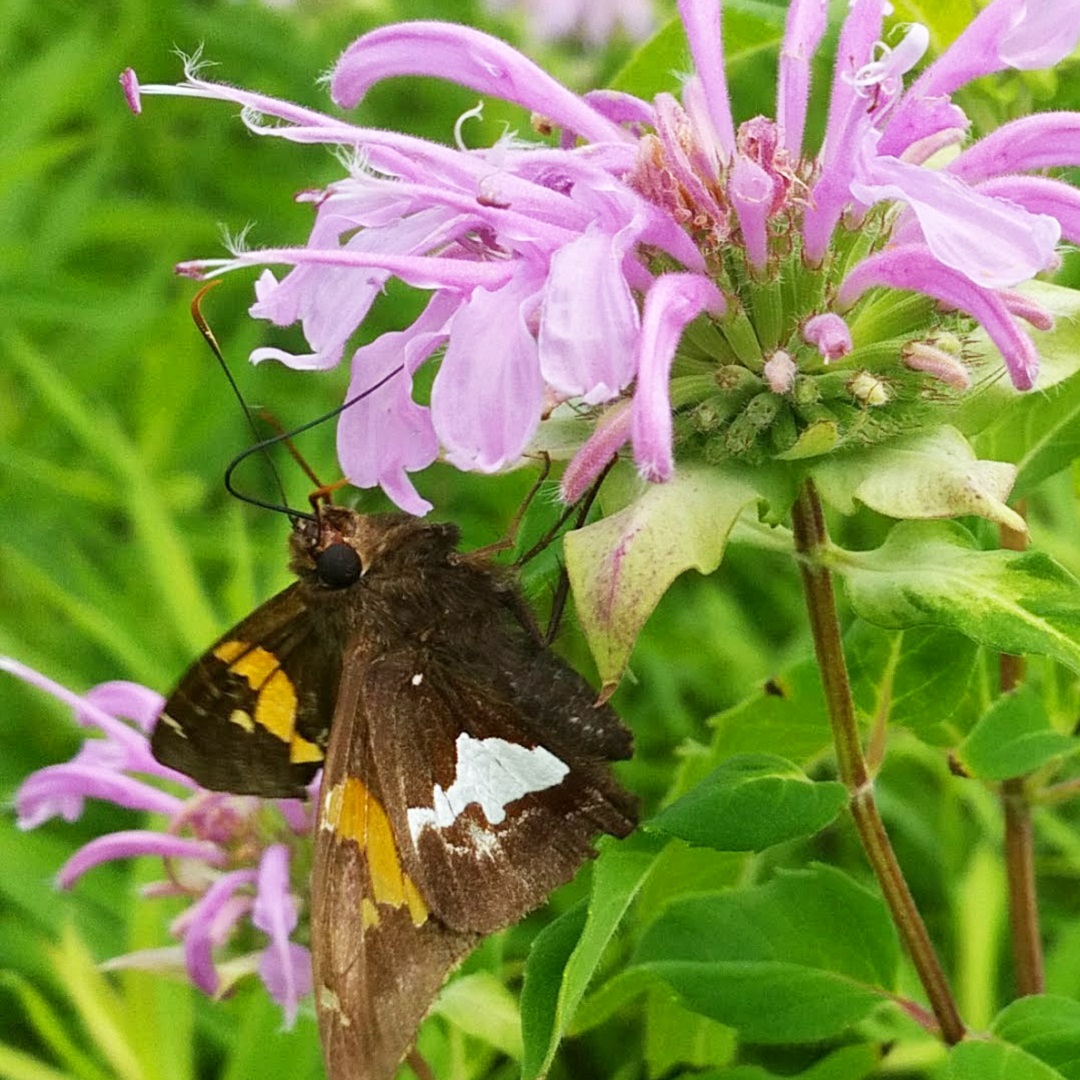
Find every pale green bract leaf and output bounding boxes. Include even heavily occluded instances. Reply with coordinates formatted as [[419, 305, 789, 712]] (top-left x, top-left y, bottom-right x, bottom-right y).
[[947, 1042, 1064, 1080], [834, 521, 1080, 673], [993, 995, 1080, 1079], [431, 973, 522, 1061], [564, 464, 758, 689], [813, 425, 1024, 532]]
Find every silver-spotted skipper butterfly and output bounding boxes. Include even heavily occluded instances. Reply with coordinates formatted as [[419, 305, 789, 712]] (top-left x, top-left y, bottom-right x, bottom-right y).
[[152, 495, 637, 1080]]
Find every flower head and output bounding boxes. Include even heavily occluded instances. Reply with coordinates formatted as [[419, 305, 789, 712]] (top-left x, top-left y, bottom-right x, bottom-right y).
[[122, 0, 1080, 506], [3, 657, 313, 1026]]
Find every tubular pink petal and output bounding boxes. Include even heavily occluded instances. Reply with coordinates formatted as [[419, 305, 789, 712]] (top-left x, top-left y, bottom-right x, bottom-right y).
[[259, 943, 312, 1030], [17, 765, 184, 828], [728, 156, 774, 274], [182, 870, 258, 996], [561, 402, 633, 504], [253, 846, 308, 1028], [902, 342, 972, 391], [84, 681, 165, 734], [330, 22, 628, 145], [58, 833, 226, 889], [851, 148, 1059, 289], [838, 245, 1040, 389], [179, 248, 515, 292], [432, 275, 546, 472], [977, 175, 1080, 246], [583, 89, 655, 130], [677, 0, 736, 158], [777, 0, 827, 157], [950, 113, 1080, 183], [999, 290, 1054, 331], [802, 0, 889, 263], [631, 274, 727, 481]]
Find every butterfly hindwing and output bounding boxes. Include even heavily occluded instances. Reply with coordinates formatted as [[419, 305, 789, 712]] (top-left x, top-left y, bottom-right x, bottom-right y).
[[312, 640, 479, 1080], [363, 646, 636, 935], [153, 583, 342, 797]]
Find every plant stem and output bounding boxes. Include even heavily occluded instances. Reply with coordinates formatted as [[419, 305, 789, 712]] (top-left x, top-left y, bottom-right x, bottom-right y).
[[791, 480, 965, 1045], [999, 513, 1044, 996]]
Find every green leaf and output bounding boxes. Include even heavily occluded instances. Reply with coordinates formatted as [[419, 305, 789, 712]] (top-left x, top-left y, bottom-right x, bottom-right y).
[[520, 834, 661, 1079], [565, 463, 758, 689], [947, 1041, 1064, 1080], [432, 973, 522, 1061], [648, 754, 847, 851], [813, 426, 1025, 532], [846, 622, 978, 742], [644, 988, 735, 1077], [633, 865, 899, 1043], [956, 685, 1077, 781], [835, 520, 1080, 673], [992, 995, 1080, 1080]]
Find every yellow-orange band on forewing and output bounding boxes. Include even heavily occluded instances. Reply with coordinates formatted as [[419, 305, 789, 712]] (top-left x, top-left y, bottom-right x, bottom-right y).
[[322, 777, 429, 925], [213, 642, 315, 757]]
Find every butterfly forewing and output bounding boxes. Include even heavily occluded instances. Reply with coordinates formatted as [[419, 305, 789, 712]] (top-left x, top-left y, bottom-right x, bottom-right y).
[[153, 583, 340, 797]]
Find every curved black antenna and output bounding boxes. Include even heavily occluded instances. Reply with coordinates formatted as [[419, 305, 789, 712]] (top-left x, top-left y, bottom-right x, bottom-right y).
[[223, 362, 407, 523], [190, 282, 291, 513]]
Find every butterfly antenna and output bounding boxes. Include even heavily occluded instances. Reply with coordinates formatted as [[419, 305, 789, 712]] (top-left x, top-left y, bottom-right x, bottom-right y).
[[190, 282, 291, 515], [223, 362, 407, 523]]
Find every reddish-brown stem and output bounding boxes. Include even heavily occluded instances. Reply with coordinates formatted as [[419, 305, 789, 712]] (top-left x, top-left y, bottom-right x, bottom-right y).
[[791, 481, 965, 1045], [999, 512, 1043, 996]]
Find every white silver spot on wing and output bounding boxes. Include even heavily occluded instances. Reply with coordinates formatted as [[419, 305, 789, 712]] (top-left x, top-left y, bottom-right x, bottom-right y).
[[406, 733, 568, 844], [411, 673, 423, 686]]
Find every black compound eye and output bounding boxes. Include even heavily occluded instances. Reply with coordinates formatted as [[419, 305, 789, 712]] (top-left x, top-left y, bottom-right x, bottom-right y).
[[315, 542, 362, 590]]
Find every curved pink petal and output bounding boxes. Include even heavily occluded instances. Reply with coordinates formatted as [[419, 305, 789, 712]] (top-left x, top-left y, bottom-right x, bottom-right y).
[[330, 22, 628, 145], [631, 274, 727, 481], [851, 148, 1059, 289], [181, 870, 258, 995], [16, 764, 184, 829], [337, 293, 455, 515], [838, 245, 1039, 389], [84, 681, 164, 734], [58, 832, 226, 889], [977, 175, 1080, 246], [539, 228, 640, 403], [252, 846, 310, 1027], [802, 313, 852, 361], [950, 113, 1080, 184], [431, 273, 546, 472]]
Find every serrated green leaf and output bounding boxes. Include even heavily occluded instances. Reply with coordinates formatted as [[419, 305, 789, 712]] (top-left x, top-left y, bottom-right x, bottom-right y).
[[957, 685, 1077, 780], [520, 834, 661, 1079], [813, 426, 1025, 532], [835, 520, 1080, 672], [633, 865, 898, 1043], [565, 463, 758, 689], [648, 754, 847, 851], [846, 622, 978, 742], [947, 1040, 1064, 1080]]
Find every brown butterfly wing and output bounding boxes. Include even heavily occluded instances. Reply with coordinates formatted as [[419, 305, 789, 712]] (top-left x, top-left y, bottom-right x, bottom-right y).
[[312, 640, 478, 1080], [361, 647, 636, 935]]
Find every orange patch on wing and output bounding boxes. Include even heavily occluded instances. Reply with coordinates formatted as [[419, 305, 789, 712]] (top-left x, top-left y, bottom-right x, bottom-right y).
[[213, 641, 322, 764], [323, 777, 429, 926]]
